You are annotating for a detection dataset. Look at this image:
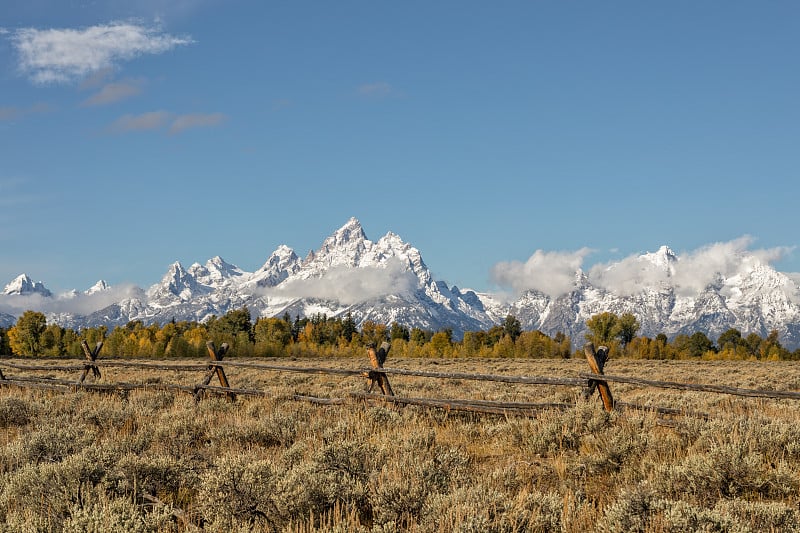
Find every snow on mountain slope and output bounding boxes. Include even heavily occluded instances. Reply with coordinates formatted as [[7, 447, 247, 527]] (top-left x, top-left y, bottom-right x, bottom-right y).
[[244, 218, 487, 333], [147, 262, 206, 303], [3, 219, 800, 348], [86, 280, 110, 295], [189, 256, 246, 287], [244, 245, 300, 288], [0, 312, 15, 328], [3, 274, 52, 297]]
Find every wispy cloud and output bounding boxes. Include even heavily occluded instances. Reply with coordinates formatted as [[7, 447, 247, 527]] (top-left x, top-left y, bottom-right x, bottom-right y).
[[357, 81, 399, 98], [0, 102, 53, 121], [491, 248, 593, 298], [0, 177, 35, 208], [81, 78, 145, 106], [108, 110, 172, 132], [8, 21, 193, 84], [107, 110, 227, 134], [0, 107, 21, 121], [169, 112, 227, 134], [257, 259, 418, 305], [271, 99, 292, 111], [78, 67, 115, 90]]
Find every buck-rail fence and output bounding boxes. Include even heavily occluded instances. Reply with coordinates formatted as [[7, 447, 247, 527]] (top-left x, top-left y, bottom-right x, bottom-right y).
[[1, 340, 799, 421]]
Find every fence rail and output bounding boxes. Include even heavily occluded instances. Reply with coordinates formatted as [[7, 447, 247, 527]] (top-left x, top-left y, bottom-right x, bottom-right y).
[[577, 372, 800, 400], [0, 341, 798, 420]]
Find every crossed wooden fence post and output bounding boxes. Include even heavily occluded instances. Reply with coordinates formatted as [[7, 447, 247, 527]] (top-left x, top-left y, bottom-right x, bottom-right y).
[[78, 340, 103, 383], [583, 342, 615, 411], [366, 341, 394, 396], [195, 341, 235, 401]]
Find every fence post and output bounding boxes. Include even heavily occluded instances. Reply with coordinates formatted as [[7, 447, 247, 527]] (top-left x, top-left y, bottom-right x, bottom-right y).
[[584, 342, 614, 411], [195, 341, 235, 401], [78, 341, 103, 383], [367, 341, 394, 396]]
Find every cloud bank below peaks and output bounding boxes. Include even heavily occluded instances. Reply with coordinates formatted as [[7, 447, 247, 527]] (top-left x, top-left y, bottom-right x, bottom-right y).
[[258, 258, 418, 306], [492, 237, 796, 299], [0, 284, 143, 317], [8, 21, 192, 84], [491, 248, 592, 299]]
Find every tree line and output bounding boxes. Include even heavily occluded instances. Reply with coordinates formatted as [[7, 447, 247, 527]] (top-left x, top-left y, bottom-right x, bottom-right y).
[[584, 311, 800, 360], [0, 308, 798, 360]]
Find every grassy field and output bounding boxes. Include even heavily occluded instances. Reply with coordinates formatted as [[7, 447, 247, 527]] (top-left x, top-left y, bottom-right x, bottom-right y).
[[1, 356, 800, 532]]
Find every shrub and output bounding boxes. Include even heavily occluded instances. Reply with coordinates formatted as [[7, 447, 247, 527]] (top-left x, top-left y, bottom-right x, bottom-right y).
[[62, 495, 179, 533], [0, 396, 34, 427], [12, 421, 97, 466], [196, 454, 280, 530], [0, 450, 109, 529]]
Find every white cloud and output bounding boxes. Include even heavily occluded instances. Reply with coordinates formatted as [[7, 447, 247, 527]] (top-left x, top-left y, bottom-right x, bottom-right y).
[[258, 259, 418, 305], [667, 236, 755, 296], [587, 236, 795, 298], [169, 112, 227, 134], [0, 284, 142, 317], [9, 22, 193, 84], [81, 78, 144, 106], [491, 237, 797, 300], [588, 253, 673, 297], [784, 273, 800, 305], [491, 248, 592, 298]]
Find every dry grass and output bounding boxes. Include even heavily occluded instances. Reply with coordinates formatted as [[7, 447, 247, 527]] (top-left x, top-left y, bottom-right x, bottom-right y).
[[1, 357, 800, 532]]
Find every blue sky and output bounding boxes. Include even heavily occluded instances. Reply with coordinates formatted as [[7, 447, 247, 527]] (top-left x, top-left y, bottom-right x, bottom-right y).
[[2, 1, 799, 295]]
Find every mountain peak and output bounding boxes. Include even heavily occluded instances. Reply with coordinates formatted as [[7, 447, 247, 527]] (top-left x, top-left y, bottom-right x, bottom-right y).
[[344, 216, 361, 228], [248, 245, 301, 288], [273, 244, 295, 257], [657, 245, 676, 258], [3, 274, 52, 297], [6, 220, 800, 350], [641, 245, 677, 270], [328, 217, 367, 246], [300, 218, 371, 272], [205, 256, 242, 275], [86, 280, 110, 295]]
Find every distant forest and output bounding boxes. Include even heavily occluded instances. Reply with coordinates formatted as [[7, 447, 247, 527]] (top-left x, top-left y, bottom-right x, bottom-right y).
[[1, 308, 798, 360]]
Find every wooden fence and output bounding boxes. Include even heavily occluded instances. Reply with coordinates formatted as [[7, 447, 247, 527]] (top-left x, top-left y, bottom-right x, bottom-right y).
[[1, 340, 799, 420]]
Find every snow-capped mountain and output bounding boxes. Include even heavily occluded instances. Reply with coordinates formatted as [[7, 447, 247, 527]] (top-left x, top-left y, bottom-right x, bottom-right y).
[[488, 244, 800, 348], [3, 274, 52, 297], [86, 280, 110, 295], [246, 217, 488, 333], [3, 218, 800, 349], [244, 245, 301, 288]]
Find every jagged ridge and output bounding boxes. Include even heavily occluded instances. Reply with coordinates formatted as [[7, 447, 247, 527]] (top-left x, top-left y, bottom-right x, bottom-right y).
[[2, 219, 800, 348]]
